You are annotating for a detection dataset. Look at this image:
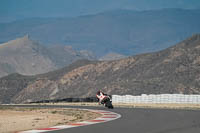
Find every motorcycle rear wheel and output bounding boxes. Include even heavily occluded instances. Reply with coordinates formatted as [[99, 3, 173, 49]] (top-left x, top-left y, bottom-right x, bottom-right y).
[[105, 100, 114, 109]]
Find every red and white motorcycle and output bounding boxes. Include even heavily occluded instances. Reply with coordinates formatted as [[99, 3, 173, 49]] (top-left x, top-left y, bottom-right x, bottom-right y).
[[96, 92, 114, 109]]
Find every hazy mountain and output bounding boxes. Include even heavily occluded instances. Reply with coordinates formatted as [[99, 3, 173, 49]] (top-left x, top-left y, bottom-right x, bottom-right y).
[[0, 35, 57, 77], [0, 35, 95, 77], [1, 0, 200, 22], [47, 45, 96, 68], [0, 9, 200, 57], [0, 34, 200, 103]]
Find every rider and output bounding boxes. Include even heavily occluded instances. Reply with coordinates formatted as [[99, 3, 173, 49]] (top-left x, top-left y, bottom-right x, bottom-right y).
[[96, 90, 107, 105]]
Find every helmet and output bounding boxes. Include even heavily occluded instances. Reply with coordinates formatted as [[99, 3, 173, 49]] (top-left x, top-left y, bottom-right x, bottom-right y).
[[96, 90, 101, 95]]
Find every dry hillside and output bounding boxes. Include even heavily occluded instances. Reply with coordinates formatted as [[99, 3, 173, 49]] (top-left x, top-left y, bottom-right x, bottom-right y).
[[0, 35, 200, 103]]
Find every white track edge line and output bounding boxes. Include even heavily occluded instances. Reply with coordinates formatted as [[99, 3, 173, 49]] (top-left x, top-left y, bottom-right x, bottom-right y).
[[19, 108, 121, 133]]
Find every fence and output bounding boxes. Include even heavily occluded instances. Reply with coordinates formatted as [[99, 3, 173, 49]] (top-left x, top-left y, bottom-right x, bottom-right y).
[[112, 94, 200, 104]]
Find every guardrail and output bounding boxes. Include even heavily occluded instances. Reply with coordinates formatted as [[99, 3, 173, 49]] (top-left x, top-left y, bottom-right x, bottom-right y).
[[112, 94, 200, 104], [28, 97, 98, 103]]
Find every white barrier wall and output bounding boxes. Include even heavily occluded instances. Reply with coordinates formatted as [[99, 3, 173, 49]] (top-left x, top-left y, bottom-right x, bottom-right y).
[[112, 94, 200, 104]]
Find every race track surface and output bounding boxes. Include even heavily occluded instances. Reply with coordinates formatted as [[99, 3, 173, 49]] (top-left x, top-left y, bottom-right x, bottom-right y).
[[2, 105, 200, 133]]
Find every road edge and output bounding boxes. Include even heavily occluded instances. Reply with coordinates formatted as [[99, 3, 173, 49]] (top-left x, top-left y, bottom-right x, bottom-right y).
[[18, 108, 121, 133]]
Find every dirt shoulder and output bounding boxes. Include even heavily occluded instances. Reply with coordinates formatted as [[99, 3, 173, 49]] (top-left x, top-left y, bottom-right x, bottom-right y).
[[24, 102, 200, 110], [0, 107, 101, 133], [112, 103, 200, 110]]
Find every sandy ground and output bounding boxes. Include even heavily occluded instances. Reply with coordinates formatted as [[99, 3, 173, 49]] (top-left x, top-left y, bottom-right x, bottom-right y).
[[0, 107, 100, 133]]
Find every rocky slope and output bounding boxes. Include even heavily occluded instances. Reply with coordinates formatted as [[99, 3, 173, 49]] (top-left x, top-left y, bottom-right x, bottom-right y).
[[99, 52, 126, 61], [0, 35, 200, 103], [0, 35, 95, 77]]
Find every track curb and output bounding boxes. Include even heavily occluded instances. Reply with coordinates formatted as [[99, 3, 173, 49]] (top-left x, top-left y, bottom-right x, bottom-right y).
[[18, 109, 121, 133]]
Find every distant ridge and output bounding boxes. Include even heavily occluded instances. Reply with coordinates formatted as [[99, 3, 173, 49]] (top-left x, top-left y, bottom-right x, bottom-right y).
[[0, 34, 30, 48], [0, 8, 200, 56]]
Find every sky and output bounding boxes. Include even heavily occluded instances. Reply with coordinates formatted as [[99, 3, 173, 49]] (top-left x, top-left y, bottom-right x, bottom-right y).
[[0, 0, 200, 22]]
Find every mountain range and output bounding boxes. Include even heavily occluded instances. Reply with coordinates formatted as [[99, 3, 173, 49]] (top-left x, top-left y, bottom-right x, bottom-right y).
[[0, 34, 200, 104], [1, 0, 200, 23], [1, 9, 200, 56], [0, 35, 95, 78]]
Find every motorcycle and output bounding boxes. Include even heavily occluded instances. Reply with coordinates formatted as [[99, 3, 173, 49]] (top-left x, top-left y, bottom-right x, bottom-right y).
[[100, 95, 114, 109]]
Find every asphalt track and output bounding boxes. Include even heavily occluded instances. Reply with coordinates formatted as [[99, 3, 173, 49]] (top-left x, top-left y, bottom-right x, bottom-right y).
[[2, 105, 200, 133]]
